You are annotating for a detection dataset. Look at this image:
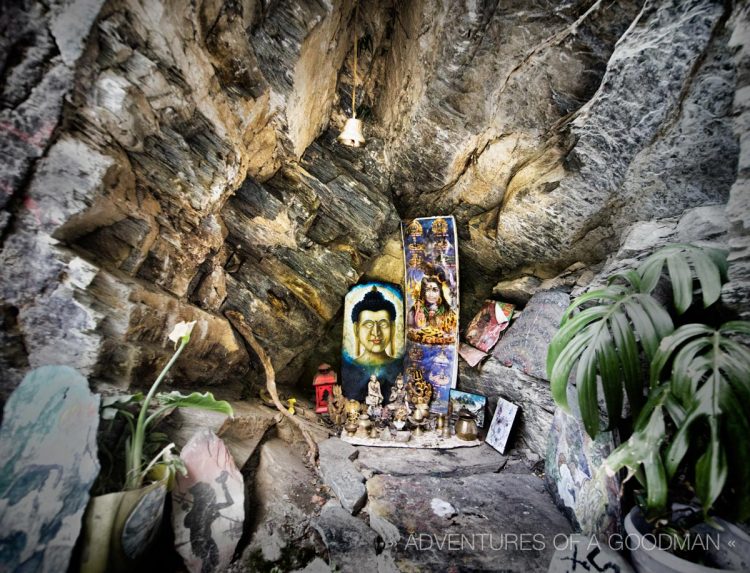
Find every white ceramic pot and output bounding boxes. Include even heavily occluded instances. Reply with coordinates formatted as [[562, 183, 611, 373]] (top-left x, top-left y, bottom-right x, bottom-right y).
[[624, 505, 750, 573]]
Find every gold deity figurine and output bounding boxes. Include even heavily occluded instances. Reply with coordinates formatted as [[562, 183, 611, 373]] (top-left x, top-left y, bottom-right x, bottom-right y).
[[327, 385, 347, 425], [345, 399, 362, 425]]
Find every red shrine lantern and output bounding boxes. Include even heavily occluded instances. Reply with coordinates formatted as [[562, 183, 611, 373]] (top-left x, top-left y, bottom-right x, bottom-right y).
[[313, 363, 337, 414]]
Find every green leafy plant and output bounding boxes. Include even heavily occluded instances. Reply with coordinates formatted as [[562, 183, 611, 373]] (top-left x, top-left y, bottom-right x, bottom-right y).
[[104, 321, 233, 490], [547, 243, 750, 522]]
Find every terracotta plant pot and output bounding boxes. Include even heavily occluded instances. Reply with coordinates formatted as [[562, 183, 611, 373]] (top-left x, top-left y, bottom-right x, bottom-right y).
[[78, 479, 167, 573], [624, 505, 750, 573]]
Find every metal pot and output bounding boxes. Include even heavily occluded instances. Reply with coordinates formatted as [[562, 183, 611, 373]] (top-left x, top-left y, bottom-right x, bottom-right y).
[[454, 408, 478, 441]]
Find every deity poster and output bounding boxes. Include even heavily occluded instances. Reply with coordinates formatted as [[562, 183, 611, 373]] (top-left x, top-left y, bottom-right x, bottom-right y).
[[402, 216, 459, 414], [341, 282, 405, 404]]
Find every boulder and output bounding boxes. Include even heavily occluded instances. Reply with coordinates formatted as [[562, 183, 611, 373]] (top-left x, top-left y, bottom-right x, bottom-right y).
[[367, 472, 572, 572], [459, 358, 556, 457], [0, 366, 100, 573], [544, 408, 621, 539], [244, 438, 324, 563], [492, 290, 570, 381], [492, 276, 543, 306], [317, 438, 367, 515], [162, 401, 277, 470], [312, 501, 398, 573]]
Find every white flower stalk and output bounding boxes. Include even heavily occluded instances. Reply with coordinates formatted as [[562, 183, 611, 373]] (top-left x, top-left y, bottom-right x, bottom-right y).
[[127, 320, 195, 490], [168, 320, 197, 348]]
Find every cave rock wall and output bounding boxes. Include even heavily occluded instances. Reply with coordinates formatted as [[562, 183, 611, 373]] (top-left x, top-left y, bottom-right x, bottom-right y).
[[0, 0, 747, 398]]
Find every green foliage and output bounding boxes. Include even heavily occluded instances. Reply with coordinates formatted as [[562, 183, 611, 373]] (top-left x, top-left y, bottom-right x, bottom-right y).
[[156, 391, 233, 414], [547, 243, 750, 521], [100, 322, 234, 491], [547, 270, 673, 436]]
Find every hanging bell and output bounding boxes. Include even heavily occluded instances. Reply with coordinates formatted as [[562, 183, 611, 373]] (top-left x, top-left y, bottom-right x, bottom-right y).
[[337, 117, 365, 147]]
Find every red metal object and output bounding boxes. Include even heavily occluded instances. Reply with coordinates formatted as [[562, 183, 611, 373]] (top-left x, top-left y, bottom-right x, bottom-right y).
[[313, 363, 337, 414]]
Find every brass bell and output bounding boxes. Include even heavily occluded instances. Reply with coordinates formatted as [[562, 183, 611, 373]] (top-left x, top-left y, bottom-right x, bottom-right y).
[[337, 117, 365, 147], [454, 408, 478, 441]]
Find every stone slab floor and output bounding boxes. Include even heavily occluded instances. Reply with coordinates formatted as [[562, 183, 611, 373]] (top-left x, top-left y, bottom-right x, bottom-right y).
[[245, 438, 573, 573]]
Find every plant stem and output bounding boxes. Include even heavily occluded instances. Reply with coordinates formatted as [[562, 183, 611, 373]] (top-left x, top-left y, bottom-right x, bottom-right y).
[[125, 338, 188, 490]]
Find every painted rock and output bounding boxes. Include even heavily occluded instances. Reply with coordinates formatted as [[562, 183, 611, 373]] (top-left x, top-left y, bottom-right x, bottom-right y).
[[464, 300, 514, 353], [79, 479, 167, 573], [341, 281, 405, 405], [172, 429, 244, 573], [0, 365, 100, 573], [545, 408, 621, 539], [485, 398, 519, 454], [492, 290, 569, 381], [121, 481, 167, 559]]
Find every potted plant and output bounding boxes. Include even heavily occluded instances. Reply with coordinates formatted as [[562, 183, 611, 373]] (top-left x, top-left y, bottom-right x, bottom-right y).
[[546, 243, 750, 571], [79, 321, 234, 573]]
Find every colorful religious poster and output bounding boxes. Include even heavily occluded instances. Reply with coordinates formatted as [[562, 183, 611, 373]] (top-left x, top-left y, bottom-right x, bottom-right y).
[[341, 282, 405, 405], [402, 216, 459, 414]]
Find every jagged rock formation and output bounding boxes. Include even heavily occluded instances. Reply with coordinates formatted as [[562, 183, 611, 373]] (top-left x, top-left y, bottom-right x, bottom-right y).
[[723, 2, 750, 319], [0, 0, 747, 399]]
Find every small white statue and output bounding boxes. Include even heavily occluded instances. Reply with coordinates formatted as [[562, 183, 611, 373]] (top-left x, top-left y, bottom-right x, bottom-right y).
[[365, 374, 383, 416]]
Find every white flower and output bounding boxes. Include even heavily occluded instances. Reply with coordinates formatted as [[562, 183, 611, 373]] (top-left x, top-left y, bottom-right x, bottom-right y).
[[168, 320, 197, 347]]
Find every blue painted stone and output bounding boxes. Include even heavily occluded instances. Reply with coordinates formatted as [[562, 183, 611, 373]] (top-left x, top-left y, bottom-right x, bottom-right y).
[[0, 365, 100, 573]]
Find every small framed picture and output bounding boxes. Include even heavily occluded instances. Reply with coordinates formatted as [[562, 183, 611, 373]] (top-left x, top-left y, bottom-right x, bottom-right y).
[[449, 389, 487, 427], [485, 398, 519, 454]]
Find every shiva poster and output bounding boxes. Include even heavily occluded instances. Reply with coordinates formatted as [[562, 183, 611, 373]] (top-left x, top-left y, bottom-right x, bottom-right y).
[[341, 282, 405, 404], [402, 216, 459, 414]]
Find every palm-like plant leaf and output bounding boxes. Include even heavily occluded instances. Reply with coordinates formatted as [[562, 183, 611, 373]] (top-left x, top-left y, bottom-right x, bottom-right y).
[[638, 244, 728, 313], [604, 397, 669, 514], [547, 272, 673, 437], [652, 321, 750, 517]]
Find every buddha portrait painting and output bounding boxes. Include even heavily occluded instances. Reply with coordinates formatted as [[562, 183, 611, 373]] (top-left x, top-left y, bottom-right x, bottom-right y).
[[341, 283, 405, 403]]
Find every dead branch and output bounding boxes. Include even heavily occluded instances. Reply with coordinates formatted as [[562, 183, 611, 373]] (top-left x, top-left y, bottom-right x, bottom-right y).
[[225, 310, 319, 463]]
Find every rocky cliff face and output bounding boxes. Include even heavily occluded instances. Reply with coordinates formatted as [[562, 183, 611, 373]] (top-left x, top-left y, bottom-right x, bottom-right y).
[[0, 0, 747, 398]]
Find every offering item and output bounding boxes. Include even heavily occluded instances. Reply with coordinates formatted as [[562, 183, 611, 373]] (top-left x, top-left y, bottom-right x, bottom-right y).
[[327, 385, 347, 425], [406, 369, 432, 410], [409, 407, 428, 437], [455, 407, 478, 441], [365, 374, 383, 416]]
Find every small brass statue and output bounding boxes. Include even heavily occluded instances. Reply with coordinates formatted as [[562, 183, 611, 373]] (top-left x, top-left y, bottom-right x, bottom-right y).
[[327, 384, 347, 426], [355, 413, 373, 439], [345, 399, 362, 425], [387, 374, 409, 412]]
